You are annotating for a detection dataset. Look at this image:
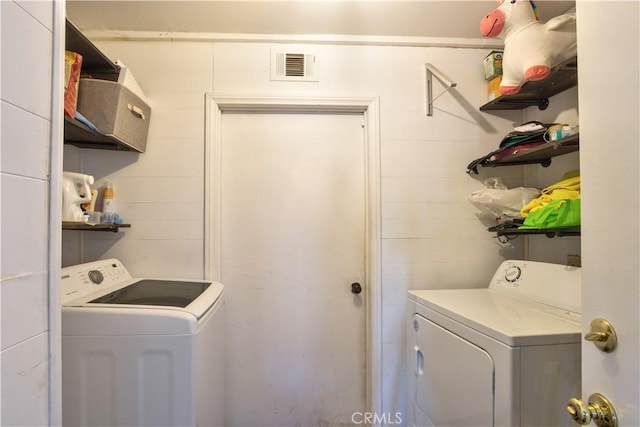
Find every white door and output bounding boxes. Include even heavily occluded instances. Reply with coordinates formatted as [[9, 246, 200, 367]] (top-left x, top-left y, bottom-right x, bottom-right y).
[[576, 2, 640, 425], [220, 111, 367, 427]]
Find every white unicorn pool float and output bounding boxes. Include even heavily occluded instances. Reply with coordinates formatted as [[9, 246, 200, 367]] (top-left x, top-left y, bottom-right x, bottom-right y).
[[480, 0, 577, 95]]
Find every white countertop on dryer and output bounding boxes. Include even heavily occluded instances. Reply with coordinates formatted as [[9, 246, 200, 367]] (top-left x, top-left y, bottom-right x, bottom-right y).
[[408, 288, 582, 347]]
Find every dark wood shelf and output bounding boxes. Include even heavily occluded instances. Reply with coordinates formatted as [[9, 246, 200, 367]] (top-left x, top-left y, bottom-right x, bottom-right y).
[[64, 19, 134, 234], [66, 19, 119, 81], [62, 222, 131, 233], [475, 58, 580, 239], [483, 133, 579, 168], [64, 116, 141, 152], [488, 224, 580, 239], [480, 57, 578, 111], [65, 19, 143, 152]]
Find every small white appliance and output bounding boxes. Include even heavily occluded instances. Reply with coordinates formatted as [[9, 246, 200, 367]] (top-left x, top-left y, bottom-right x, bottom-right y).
[[407, 260, 581, 427], [61, 259, 225, 427], [62, 171, 94, 221]]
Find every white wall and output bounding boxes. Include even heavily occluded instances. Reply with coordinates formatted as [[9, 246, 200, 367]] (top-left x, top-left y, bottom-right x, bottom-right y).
[[64, 37, 578, 419], [61, 42, 213, 276], [0, 1, 54, 425]]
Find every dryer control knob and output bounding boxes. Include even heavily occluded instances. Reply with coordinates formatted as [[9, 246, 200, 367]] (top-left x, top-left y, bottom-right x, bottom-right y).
[[504, 265, 521, 283]]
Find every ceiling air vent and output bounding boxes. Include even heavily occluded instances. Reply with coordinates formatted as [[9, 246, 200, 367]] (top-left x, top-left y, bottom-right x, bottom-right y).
[[271, 50, 319, 82]]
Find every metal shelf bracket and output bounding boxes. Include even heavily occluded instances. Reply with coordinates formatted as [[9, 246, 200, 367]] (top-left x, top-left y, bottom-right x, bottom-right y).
[[425, 63, 457, 116]]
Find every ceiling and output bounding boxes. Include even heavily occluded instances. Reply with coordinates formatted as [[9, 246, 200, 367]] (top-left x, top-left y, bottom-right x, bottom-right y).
[[66, 1, 576, 40]]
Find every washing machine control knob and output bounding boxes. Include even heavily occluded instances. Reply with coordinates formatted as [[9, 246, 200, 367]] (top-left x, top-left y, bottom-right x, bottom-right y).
[[88, 269, 104, 284]]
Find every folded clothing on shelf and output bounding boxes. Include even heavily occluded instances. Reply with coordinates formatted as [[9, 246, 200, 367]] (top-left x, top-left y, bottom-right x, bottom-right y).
[[492, 141, 548, 160]]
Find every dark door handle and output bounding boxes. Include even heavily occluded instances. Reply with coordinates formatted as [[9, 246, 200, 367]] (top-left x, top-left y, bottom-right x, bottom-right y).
[[351, 282, 362, 294]]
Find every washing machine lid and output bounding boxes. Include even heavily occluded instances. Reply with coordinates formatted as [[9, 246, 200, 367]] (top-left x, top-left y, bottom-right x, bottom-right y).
[[408, 288, 581, 346], [88, 279, 211, 307], [61, 259, 223, 324], [64, 279, 223, 320], [62, 280, 224, 336]]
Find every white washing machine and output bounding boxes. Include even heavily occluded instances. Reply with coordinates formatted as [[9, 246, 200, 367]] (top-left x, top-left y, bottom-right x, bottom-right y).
[[407, 260, 582, 427], [61, 258, 225, 427]]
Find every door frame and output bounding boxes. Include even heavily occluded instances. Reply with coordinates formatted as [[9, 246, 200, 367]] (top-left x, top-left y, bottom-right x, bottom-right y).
[[204, 93, 382, 414]]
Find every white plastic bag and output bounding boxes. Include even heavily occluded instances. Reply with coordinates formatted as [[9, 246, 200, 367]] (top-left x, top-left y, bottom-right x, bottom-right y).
[[468, 177, 540, 221]]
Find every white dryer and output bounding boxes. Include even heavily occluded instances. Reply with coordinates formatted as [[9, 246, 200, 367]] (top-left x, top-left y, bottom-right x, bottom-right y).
[[61, 258, 225, 427], [407, 260, 581, 427]]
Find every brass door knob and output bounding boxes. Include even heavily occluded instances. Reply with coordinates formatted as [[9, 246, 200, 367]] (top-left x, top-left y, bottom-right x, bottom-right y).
[[567, 393, 617, 427], [585, 318, 617, 353]]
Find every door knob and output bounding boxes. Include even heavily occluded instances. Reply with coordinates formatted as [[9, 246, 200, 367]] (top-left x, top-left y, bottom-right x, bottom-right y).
[[351, 282, 362, 294], [567, 393, 617, 427], [585, 318, 617, 353]]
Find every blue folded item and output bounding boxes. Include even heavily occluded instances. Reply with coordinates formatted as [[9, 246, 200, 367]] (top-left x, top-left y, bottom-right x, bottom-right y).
[[74, 111, 100, 133]]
